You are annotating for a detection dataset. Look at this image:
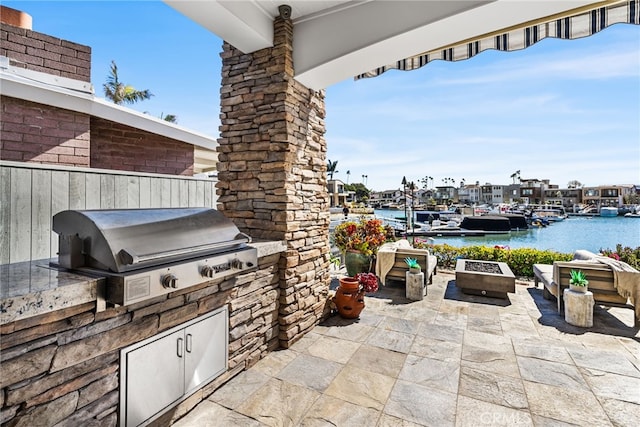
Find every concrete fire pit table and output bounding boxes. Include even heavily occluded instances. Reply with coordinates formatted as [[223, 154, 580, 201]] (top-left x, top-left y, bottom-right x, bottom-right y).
[[455, 259, 515, 299]]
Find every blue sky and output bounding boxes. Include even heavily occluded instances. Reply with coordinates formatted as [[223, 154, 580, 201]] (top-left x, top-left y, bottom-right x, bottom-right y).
[[5, 1, 639, 191]]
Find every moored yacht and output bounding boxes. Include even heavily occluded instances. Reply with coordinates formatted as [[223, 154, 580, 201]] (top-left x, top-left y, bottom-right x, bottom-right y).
[[600, 206, 619, 217]]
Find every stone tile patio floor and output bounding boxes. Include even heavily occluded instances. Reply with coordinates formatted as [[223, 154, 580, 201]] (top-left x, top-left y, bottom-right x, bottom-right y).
[[175, 270, 640, 427]]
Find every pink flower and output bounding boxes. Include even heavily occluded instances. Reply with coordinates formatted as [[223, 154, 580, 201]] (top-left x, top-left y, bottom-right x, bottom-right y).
[[355, 272, 379, 293]]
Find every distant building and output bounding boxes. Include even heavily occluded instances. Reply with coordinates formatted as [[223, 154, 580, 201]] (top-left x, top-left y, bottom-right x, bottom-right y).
[[434, 186, 457, 205], [519, 179, 552, 204], [542, 188, 583, 210], [457, 184, 481, 205], [582, 185, 636, 208], [369, 189, 404, 207], [480, 184, 504, 205], [327, 179, 353, 207], [502, 184, 521, 204]]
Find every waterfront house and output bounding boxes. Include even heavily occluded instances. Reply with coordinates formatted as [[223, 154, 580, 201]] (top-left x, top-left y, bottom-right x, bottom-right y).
[[583, 184, 638, 209]]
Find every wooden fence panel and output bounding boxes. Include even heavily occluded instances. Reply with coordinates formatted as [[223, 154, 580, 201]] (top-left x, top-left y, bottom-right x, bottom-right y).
[[51, 171, 70, 258], [0, 163, 217, 264], [0, 167, 11, 264], [10, 168, 31, 263], [85, 174, 101, 209], [69, 171, 86, 210], [31, 169, 52, 261]]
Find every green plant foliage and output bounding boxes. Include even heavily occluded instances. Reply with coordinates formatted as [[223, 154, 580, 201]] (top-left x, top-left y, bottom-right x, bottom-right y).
[[329, 253, 341, 268], [569, 269, 588, 286], [404, 257, 420, 269], [599, 244, 640, 270], [411, 242, 572, 277]]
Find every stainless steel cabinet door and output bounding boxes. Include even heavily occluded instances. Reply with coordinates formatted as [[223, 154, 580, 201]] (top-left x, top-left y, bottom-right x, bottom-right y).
[[125, 329, 184, 427], [184, 309, 227, 393]]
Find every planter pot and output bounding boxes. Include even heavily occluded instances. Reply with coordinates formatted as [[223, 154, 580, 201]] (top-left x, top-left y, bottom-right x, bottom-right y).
[[569, 284, 588, 293], [409, 267, 421, 274], [344, 251, 372, 277], [333, 277, 365, 319]]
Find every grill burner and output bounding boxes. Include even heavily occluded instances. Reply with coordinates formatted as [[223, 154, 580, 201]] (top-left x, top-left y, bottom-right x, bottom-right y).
[[52, 208, 257, 306]]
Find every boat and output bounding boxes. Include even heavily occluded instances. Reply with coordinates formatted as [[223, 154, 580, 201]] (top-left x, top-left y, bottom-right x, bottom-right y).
[[459, 216, 512, 233], [623, 206, 640, 218], [600, 206, 619, 217], [529, 205, 567, 222]]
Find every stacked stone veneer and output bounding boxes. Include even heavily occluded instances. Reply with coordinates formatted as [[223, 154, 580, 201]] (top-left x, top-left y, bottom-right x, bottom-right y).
[[0, 21, 195, 175], [217, 16, 331, 348], [0, 252, 281, 426]]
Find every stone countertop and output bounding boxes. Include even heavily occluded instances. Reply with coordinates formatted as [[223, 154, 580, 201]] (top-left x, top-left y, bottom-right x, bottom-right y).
[[0, 241, 287, 326], [0, 259, 103, 325], [251, 240, 287, 258]]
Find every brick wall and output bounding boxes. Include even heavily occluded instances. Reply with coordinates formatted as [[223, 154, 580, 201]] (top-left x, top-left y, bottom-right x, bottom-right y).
[[90, 118, 194, 176], [0, 96, 90, 167], [217, 15, 331, 348], [0, 252, 281, 426], [0, 22, 91, 81], [1, 21, 195, 175]]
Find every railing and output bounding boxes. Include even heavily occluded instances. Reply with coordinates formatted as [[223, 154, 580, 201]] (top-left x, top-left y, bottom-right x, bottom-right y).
[[0, 161, 217, 264]]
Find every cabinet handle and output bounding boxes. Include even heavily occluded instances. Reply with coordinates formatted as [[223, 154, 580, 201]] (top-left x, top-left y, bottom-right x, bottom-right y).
[[186, 334, 193, 353], [177, 337, 183, 358]]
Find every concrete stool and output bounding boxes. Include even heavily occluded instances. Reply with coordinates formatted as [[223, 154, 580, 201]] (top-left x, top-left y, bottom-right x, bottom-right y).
[[563, 289, 594, 327], [406, 271, 425, 301]]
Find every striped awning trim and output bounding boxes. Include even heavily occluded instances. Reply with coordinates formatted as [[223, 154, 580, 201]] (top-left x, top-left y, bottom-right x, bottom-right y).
[[355, 0, 639, 80]]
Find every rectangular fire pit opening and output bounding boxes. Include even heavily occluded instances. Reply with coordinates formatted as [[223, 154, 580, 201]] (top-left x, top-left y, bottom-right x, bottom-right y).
[[455, 259, 515, 299]]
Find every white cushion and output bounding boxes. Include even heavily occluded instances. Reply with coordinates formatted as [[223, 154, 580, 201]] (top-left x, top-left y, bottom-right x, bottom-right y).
[[573, 249, 598, 261]]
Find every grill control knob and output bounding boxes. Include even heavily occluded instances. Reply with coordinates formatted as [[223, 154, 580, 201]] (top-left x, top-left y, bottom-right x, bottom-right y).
[[161, 273, 178, 289], [201, 265, 214, 278], [232, 259, 243, 269]]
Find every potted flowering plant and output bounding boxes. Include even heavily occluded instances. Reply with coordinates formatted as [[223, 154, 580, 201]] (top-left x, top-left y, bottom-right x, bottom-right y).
[[355, 272, 379, 293], [333, 218, 391, 256], [333, 218, 395, 276], [333, 272, 379, 319]]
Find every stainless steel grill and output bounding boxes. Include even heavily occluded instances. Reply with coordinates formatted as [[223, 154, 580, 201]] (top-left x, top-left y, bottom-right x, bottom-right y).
[[53, 207, 257, 306]]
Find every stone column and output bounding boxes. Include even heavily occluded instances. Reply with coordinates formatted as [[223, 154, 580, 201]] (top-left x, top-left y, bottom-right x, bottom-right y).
[[218, 11, 331, 347]]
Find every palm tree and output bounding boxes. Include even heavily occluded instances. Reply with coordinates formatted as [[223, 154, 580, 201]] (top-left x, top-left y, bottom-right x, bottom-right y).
[[567, 180, 583, 189], [103, 60, 153, 105], [346, 170, 350, 184], [327, 159, 339, 180], [161, 113, 178, 123], [419, 175, 433, 189]]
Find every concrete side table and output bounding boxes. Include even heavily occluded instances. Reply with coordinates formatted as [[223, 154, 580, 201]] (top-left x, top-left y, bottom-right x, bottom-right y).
[[406, 271, 425, 301], [563, 289, 594, 327]]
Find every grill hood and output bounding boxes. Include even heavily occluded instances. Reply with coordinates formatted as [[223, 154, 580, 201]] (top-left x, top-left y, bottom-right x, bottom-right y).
[[53, 208, 250, 273]]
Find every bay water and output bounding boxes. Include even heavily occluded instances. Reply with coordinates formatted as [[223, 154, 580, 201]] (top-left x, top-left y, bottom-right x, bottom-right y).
[[374, 210, 640, 255]]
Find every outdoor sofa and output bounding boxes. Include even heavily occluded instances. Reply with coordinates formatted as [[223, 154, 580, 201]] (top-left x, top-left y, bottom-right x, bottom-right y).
[[376, 240, 437, 288], [533, 250, 639, 326]]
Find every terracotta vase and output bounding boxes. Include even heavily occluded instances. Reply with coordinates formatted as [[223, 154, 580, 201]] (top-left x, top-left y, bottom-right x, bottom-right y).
[[344, 250, 371, 277], [333, 277, 365, 319]]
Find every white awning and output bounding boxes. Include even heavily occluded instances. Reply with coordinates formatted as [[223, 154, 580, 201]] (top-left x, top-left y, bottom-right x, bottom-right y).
[[356, 0, 639, 80]]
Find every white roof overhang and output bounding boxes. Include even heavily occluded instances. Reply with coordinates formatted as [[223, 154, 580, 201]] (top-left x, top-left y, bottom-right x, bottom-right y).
[[0, 59, 217, 150], [164, 0, 627, 90]]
